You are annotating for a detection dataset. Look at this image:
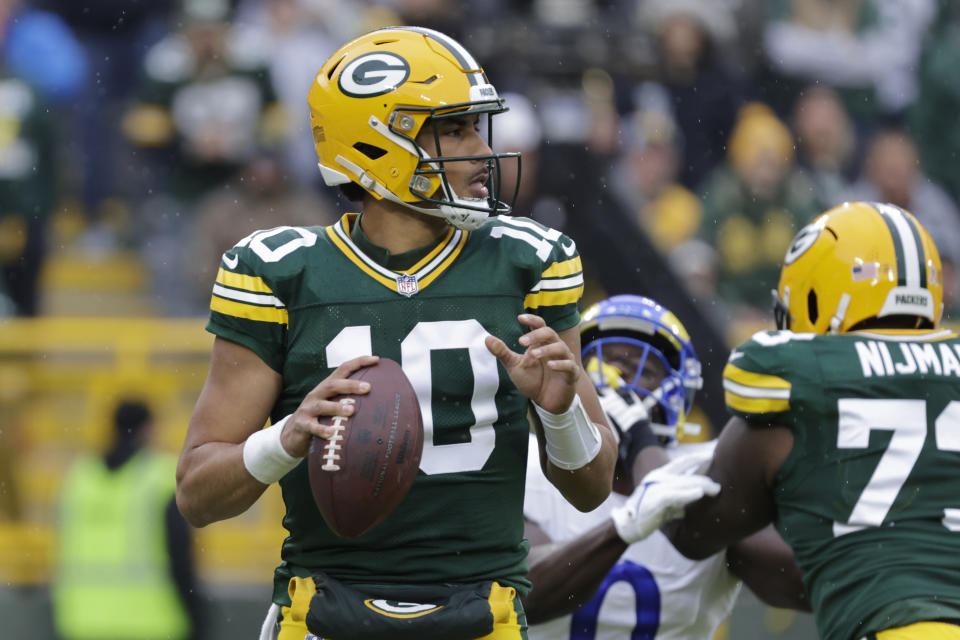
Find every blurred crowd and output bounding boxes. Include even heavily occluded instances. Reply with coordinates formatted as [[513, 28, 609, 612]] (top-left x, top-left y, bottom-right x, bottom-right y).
[[2, 0, 959, 331]]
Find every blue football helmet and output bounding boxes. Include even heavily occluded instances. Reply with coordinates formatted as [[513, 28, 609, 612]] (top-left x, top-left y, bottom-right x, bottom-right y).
[[580, 295, 702, 441]]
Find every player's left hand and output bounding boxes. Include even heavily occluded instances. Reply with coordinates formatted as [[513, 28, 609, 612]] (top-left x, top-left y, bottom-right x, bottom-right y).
[[485, 314, 578, 414], [610, 449, 720, 544]]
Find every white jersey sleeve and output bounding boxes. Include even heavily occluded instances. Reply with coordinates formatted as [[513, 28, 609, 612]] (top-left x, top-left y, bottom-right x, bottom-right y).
[[524, 436, 742, 640]]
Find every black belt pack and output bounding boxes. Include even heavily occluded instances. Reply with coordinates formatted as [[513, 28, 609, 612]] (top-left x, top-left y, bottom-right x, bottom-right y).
[[305, 573, 507, 640]]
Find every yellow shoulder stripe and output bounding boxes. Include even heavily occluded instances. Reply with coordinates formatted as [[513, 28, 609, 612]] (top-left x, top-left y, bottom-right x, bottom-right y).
[[723, 362, 791, 414], [724, 363, 791, 390], [724, 392, 790, 415], [542, 256, 582, 278], [210, 295, 288, 326], [524, 286, 584, 310], [215, 268, 275, 294]]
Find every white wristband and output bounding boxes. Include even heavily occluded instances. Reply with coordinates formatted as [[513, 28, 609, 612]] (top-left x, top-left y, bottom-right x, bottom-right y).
[[535, 395, 602, 471], [242, 415, 302, 484]]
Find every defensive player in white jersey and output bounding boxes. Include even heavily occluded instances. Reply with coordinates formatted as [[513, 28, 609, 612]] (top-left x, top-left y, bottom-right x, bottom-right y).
[[523, 295, 808, 639]]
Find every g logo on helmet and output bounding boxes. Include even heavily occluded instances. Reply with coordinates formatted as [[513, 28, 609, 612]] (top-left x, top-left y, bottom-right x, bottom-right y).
[[783, 217, 826, 265], [338, 52, 410, 98]]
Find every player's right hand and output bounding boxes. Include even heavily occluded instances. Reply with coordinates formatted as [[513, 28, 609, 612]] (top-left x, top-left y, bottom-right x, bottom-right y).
[[610, 449, 720, 544], [279, 355, 378, 457], [598, 386, 659, 469]]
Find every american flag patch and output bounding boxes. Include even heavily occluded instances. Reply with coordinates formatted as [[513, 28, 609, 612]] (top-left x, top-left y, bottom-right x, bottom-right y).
[[852, 262, 879, 282]]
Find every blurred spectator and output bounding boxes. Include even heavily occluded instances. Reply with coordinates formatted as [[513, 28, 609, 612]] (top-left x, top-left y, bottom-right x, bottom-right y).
[[669, 238, 720, 310], [844, 128, 960, 314], [393, 0, 466, 39], [121, 0, 286, 204], [791, 84, 858, 206], [910, 0, 960, 203], [610, 83, 703, 255], [123, 0, 287, 314], [697, 102, 822, 324], [1, 0, 87, 103], [236, 0, 354, 188], [0, 16, 58, 315], [491, 91, 572, 232], [637, 0, 749, 189], [183, 154, 337, 313], [762, 0, 936, 122], [52, 399, 206, 640], [45, 0, 172, 225]]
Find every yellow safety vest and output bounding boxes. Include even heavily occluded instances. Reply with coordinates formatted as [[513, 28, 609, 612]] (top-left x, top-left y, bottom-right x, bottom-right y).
[[52, 451, 191, 640]]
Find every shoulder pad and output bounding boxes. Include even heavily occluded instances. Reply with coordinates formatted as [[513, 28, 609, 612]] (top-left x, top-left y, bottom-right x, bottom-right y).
[[486, 216, 576, 264], [723, 331, 814, 419]]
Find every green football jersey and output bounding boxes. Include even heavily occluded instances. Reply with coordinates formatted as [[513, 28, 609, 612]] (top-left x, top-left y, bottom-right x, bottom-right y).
[[724, 328, 960, 640], [206, 213, 584, 606]]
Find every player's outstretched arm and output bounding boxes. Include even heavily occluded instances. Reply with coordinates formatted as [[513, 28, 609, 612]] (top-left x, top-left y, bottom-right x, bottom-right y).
[[727, 525, 811, 611], [663, 416, 792, 560], [176, 337, 375, 527], [486, 315, 617, 511], [521, 517, 628, 624], [522, 450, 720, 623]]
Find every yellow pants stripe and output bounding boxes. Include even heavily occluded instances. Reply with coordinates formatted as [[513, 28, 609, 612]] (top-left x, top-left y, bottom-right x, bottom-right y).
[[866, 621, 960, 639]]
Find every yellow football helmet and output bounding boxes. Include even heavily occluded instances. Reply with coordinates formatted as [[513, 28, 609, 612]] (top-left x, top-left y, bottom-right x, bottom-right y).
[[773, 201, 943, 334], [307, 27, 519, 230]]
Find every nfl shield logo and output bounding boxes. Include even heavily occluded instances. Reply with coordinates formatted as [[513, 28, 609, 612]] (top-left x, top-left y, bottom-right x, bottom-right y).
[[396, 274, 419, 297]]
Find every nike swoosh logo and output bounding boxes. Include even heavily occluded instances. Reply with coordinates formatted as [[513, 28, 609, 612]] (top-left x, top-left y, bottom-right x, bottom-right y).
[[561, 239, 576, 256], [222, 253, 239, 269], [728, 349, 744, 361]]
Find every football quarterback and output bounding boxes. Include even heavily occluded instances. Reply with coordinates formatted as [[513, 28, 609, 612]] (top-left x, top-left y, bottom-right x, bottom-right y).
[[176, 26, 617, 640], [667, 202, 960, 640]]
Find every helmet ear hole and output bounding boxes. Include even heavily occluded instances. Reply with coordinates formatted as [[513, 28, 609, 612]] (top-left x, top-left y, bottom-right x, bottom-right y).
[[353, 142, 387, 160], [807, 289, 819, 326]]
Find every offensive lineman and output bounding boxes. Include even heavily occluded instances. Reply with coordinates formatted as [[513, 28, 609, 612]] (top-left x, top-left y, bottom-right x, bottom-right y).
[[666, 202, 960, 640]]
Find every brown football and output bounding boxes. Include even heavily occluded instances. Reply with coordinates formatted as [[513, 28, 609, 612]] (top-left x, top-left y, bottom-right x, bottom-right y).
[[308, 357, 424, 538]]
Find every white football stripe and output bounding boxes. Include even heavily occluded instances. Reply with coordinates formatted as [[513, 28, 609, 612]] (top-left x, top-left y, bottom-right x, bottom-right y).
[[723, 379, 790, 400], [212, 284, 285, 307]]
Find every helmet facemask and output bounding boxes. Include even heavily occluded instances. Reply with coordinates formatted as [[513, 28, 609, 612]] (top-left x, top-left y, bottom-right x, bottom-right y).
[[583, 336, 696, 441], [579, 295, 703, 445], [395, 102, 521, 229]]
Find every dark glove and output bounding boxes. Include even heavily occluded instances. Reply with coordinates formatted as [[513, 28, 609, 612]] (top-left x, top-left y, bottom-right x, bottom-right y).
[[597, 386, 661, 471]]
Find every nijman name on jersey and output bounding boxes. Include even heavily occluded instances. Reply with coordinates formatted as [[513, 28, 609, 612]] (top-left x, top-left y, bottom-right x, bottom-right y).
[[855, 340, 960, 377]]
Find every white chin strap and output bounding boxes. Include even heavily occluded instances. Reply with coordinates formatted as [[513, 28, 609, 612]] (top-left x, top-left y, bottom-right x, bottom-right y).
[[325, 155, 496, 231]]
